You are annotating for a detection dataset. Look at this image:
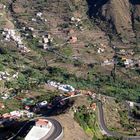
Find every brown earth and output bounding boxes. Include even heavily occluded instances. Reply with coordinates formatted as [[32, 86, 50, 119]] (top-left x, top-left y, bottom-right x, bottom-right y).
[[87, 0, 140, 45], [102, 95, 140, 135], [53, 112, 92, 140], [53, 96, 92, 140]]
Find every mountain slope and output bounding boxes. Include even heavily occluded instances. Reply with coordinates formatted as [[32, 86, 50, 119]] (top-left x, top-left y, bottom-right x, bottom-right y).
[[87, 0, 140, 45]]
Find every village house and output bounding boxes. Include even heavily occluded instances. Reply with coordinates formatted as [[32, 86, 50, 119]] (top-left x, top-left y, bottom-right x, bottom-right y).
[[97, 47, 104, 54], [43, 36, 49, 44], [2, 110, 34, 120], [10, 111, 21, 118], [102, 59, 114, 66], [69, 36, 77, 43], [0, 103, 5, 109], [2, 28, 30, 53], [0, 71, 10, 81], [71, 17, 81, 23], [2, 113, 11, 118], [28, 27, 34, 31], [36, 12, 43, 18], [68, 92, 75, 96], [41, 34, 53, 50], [1, 93, 10, 100], [47, 80, 75, 92], [25, 119, 52, 140], [119, 49, 126, 55], [123, 58, 134, 68], [90, 103, 96, 111], [32, 18, 37, 22], [129, 101, 134, 108], [0, 4, 6, 10], [36, 119, 51, 128], [12, 72, 19, 79]]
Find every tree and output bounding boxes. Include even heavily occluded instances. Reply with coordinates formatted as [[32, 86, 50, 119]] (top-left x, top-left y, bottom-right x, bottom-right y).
[[17, 74, 29, 90]]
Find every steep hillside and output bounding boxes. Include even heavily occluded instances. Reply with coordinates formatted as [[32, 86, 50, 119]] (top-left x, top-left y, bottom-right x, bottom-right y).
[[0, 0, 140, 103], [0, 1, 140, 139], [87, 0, 140, 46]]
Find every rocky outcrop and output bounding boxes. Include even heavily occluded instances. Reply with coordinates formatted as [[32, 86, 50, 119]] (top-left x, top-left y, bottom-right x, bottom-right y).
[[87, 0, 140, 44]]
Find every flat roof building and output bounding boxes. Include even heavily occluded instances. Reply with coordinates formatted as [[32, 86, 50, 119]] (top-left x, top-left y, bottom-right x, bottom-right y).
[[25, 119, 52, 140]]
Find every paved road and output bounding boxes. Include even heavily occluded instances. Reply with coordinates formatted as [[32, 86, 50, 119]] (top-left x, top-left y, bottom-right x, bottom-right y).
[[97, 101, 140, 140], [8, 117, 63, 140], [7, 93, 140, 140], [97, 102, 122, 138], [46, 118, 63, 140], [8, 95, 76, 140]]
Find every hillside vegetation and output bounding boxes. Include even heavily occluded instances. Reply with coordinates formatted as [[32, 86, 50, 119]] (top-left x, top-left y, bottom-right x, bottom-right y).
[[0, 0, 140, 103]]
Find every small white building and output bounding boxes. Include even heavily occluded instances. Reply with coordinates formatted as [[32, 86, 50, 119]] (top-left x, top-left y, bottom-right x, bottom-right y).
[[36, 12, 43, 17], [47, 80, 75, 92], [10, 111, 21, 118], [97, 48, 104, 54], [129, 101, 134, 108], [124, 59, 134, 68]]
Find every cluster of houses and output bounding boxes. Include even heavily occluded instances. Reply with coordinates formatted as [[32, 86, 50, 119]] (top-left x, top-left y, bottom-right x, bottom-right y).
[[97, 43, 107, 54], [47, 80, 75, 92], [70, 16, 83, 30], [102, 59, 114, 66], [93, 42, 140, 69], [123, 58, 134, 68], [114, 48, 139, 68], [120, 57, 140, 68], [1, 93, 11, 100], [73, 102, 97, 113], [0, 97, 49, 126], [1, 110, 34, 120], [40, 34, 53, 50], [0, 71, 10, 81], [118, 49, 134, 56], [0, 71, 18, 81], [81, 41, 140, 69], [32, 12, 47, 23], [2, 28, 30, 53], [102, 57, 140, 68]]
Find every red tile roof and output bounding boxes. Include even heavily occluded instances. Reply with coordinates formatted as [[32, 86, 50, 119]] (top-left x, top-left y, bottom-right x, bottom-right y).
[[36, 119, 49, 126]]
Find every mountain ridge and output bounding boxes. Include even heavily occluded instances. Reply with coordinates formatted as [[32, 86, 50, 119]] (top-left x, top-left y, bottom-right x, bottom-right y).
[[87, 0, 140, 46]]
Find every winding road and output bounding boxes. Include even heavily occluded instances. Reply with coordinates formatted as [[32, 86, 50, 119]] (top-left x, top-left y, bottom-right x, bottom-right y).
[[7, 94, 82, 140], [46, 117, 63, 140], [61, 94, 140, 140], [97, 101, 140, 140], [8, 117, 63, 140], [7, 94, 140, 140]]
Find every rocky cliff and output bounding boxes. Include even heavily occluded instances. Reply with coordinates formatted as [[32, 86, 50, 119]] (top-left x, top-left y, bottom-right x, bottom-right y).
[[87, 0, 140, 45]]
